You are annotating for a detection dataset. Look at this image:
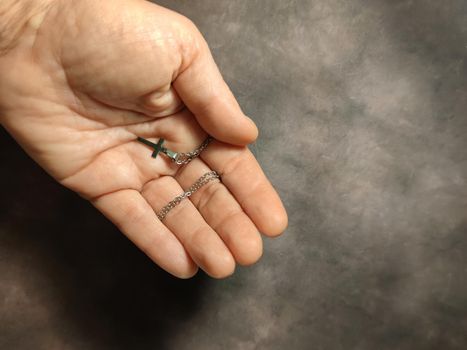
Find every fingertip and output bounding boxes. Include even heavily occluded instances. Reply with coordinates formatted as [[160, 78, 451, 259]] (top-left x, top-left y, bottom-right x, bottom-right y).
[[262, 208, 288, 237], [214, 114, 258, 146], [144, 235, 199, 279], [205, 252, 236, 279], [236, 231, 263, 266], [172, 264, 199, 279], [242, 115, 259, 144]]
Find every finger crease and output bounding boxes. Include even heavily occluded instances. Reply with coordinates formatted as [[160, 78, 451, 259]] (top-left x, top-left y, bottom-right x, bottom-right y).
[[212, 209, 243, 233], [197, 181, 223, 212], [219, 152, 245, 178]]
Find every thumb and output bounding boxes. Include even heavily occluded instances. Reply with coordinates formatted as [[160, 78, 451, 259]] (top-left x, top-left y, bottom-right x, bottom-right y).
[[173, 37, 258, 146]]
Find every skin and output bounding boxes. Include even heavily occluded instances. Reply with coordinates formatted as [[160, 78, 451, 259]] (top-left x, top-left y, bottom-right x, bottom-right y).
[[0, 0, 288, 278]]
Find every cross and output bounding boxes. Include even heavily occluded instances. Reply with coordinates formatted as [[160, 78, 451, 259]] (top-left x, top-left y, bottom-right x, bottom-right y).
[[137, 137, 165, 158]]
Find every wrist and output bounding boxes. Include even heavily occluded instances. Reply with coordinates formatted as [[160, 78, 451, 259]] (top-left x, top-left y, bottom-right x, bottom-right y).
[[0, 0, 54, 55]]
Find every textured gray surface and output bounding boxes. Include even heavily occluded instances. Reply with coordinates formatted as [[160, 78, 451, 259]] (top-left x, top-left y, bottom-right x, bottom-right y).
[[1, 0, 467, 349]]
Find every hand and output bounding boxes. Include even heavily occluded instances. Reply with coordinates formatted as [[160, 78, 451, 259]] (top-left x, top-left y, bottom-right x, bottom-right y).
[[0, 0, 287, 278]]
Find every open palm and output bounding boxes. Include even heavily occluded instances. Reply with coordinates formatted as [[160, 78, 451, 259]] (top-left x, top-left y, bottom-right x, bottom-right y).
[[0, 0, 287, 278]]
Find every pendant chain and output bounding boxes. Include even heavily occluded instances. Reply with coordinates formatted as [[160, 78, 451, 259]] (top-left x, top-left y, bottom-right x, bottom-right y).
[[173, 137, 213, 165], [156, 171, 220, 221]]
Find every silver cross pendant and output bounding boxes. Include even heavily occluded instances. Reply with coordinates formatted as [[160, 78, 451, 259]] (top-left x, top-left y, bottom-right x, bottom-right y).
[[136, 137, 179, 161]]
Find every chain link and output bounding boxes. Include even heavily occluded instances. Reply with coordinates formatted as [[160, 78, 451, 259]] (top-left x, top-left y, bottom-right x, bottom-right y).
[[156, 171, 220, 221], [173, 137, 213, 165]]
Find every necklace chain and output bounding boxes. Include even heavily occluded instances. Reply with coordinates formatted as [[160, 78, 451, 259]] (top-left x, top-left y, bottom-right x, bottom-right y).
[[174, 137, 213, 165], [156, 171, 220, 221]]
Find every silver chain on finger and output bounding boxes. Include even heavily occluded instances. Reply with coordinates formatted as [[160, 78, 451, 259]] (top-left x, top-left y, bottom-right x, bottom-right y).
[[156, 171, 220, 221]]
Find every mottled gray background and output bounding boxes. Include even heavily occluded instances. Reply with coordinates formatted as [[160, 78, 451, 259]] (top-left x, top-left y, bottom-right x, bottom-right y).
[[1, 0, 467, 349]]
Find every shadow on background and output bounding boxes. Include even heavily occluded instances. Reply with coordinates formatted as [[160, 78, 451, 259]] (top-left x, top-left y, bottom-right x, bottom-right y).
[[0, 127, 209, 349]]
